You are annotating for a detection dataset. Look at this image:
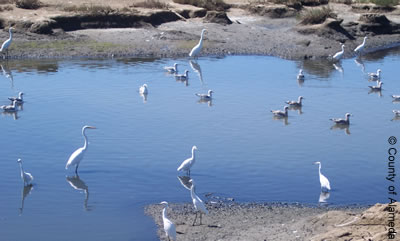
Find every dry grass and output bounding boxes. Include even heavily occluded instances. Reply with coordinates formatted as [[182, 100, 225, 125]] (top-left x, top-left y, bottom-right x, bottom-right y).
[[370, 0, 398, 6], [63, 4, 115, 14], [298, 6, 336, 24], [15, 0, 41, 9], [172, 0, 230, 11], [0, 0, 12, 4], [131, 0, 169, 9]]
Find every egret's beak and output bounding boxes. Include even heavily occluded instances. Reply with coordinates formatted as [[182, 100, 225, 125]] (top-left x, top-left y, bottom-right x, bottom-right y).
[[87, 126, 97, 129]]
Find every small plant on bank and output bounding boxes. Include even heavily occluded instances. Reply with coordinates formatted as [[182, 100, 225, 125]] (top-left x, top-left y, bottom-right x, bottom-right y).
[[172, 0, 230, 11], [298, 6, 337, 24], [132, 0, 169, 9], [15, 0, 41, 9]]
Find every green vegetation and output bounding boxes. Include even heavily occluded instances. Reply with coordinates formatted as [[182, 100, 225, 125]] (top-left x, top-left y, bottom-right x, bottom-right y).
[[132, 0, 169, 9], [298, 6, 336, 24], [15, 0, 41, 9], [172, 0, 230, 11]]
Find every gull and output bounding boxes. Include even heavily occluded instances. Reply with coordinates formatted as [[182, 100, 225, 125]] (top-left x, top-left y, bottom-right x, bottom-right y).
[[368, 69, 381, 80], [330, 113, 351, 125], [189, 179, 208, 226], [354, 36, 367, 55], [160, 201, 177, 241], [195, 90, 213, 101], [285, 96, 304, 107], [8, 92, 24, 104], [1, 99, 18, 112], [164, 63, 178, 73], [177, 146, 197, 176], [139, 84, 148, 95], [332, 44, 345, 61], [297, 69, 304, 80], [175, 70, 189, 81], [368, 81, 383, 91], [393, 110, 400, 116], [392, 95, 400, 101], [271, 106, 289, 118], [17, 159, 33, 186]]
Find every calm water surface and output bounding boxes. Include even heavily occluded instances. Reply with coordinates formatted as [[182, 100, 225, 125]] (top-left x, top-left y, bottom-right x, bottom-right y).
[[1, 49, 400, 240]]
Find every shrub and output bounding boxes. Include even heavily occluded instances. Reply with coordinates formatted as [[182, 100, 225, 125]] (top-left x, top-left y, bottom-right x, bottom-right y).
[[132, 0, 169, 9], [298, 6, 336, 24], [172, 0, 230, 11], [15, 0, 41, 9], [370, 0, 398, 6]]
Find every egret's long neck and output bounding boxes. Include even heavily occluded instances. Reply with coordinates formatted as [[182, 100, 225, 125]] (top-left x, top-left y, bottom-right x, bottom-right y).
[[82, 129, 88, 150], [18, 162, 24, 175], [362, 38, 366, 45], [318, 163, 322, 175], [341, 45, 345, 52], [9, 29, 12, 41], [162, 207, 168, 220], [191, 148, 196, 162], [199, 32, 205, 47]]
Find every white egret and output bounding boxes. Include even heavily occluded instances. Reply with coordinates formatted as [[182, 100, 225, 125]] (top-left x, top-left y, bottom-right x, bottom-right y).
[[313, 161, 331, 191], [8, 92, 24, 104], [368, 69, 381, 80], [139, 84, 148, 95], [195, 90, 213, 101], [285, 96, 304, 107], [177, 146, 197, 176], [271, 106, 289, 118], [391, 95, 400, 100], [189, 179, 208, 226], [332, 44, 345, 61], [175, 70, 189, 81], [65, 125, 96, 174], [160, 201, 177, 241], [164, 63, 178, 73], [368, 81, 383, 91], [0, 27, 14, 59], [1, 99, 18, 112], [297, 69, 304, 80], [330, 113, 351, 125], [17, 159, 33, 186], [189, 29, 207, 58], [354, 36, 367, 55]]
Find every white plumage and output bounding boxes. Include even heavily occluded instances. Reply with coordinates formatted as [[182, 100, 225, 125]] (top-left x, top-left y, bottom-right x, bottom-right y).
[[314, 161, 331, 191], [332, 44, 345, 61], [330, 113, 351, 125], [189, 29, 207, 57], [392, 95, 400, 100], [139, 84, 148, 95], [189, 179, 208, 226], [164, 63, 178, 73], [65, 125, 96, 174], [175, 70, 189, 81], [368, 69, 381, 80], [1, 99, 18, 112], [17, 159, 33, 186], [177, 146, 197, 176], [0, 27, 14, 59], [195, 90, 213, 100], [368, 81, 383, 91], [8, 92, 24, 104], [160, 201, 177, 241], [297, 69, 304, 80], [285, 96, 304, 107], [271, 106, 289, 118], [354, 36, 367, 54], [393, 110, 400, 116]]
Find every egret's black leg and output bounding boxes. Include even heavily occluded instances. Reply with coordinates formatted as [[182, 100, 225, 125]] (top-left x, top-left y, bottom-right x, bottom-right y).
[[75, 164, 79, 174], [192, 212, 198, 226], [200, 213, 202, 225]]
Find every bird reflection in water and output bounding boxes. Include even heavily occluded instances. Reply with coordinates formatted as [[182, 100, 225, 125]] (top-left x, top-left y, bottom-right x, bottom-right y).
[[354, 58, 366, 74], [288, 105, 303, 115], [66, 175, 92, 211], [1, 64, 13, 88], [333, 63, 344, 74], [189, 60, 204, 86], [318, 191, 330, 204], [177, 175, 193, 191], [197, 98, 212, 107], [2, 110, 19, 120], [330, 124, 351, 135], [19, 184, 33, 215], [273, 116, 289, 126], [368, 88, 382, 98], [140, 92, 148, 103]]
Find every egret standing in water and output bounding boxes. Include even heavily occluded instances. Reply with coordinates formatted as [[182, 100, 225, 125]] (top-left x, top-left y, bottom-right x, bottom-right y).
[[189, 179, 208, 226], [332, 44, 345, 61], [17, 159, 33, 186], [354, 36, 367, 56], [65, 125, 96, 174], [313, 161, 331, 192], [189, 29, 207, 58], [160, 201, 177, 241], [1, 27, 14, 59], [177, 146, 197, 176]]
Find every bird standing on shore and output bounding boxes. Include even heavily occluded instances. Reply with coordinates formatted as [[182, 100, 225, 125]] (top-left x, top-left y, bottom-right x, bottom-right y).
[[330, 113, 351, 125], [177, 146, 197, 176], [1, 27, 14, 59], [189, 29, 207, 58], [164, 63, 178, 73], [332, 44, 345, 61], [65, 125, 96, 174], [313, 161, 331, 192], [271, 106, 289, 118], [160, 201, 176, 241], [285, 96, 304, 107], [17, 159, 33, 186], [354, 36, 367, 56], [189, 179, 208, 226], [8, 92, 24, 104]]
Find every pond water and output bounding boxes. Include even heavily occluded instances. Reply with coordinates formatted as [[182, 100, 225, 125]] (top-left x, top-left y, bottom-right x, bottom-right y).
[[0, 48, 400, 240]]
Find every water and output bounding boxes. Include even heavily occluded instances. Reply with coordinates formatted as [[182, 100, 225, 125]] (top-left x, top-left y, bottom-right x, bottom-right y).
[[0, 48, 400, 240]]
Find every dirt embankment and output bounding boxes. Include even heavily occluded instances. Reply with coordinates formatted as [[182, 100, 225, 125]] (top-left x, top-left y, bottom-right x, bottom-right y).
[[145, 202, 399, 241], [0, 1, 399, 59]]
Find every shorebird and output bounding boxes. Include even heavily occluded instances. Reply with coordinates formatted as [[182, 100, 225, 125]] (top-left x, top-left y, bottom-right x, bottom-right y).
[[160, 201, 177, 241], [368, 69, 381, 80], [189, 179, 208, 226], [354, 36, 367, 56], [139, 84, 148, 95], [297, 69, 305, 80], [189, 29, 207, 58], [393, 110, 400, 116], [330, 113, 351, 125], [285, 96, 304, 107], [175, 70, 189, 81], [17, 159, 33, 186], [314, 161, 331, 192], [391, 95, 400, 101], [1, 99, 18, 112], [177, 146, 197, 176], [368, 81, 383, 91], [0, 27, 14, 59], [164, 63, 178, 73], [332, 44, 345, 61], [271, 106, 289, 118], [8, 92, 24, 104], [195, 90, 213, 101]]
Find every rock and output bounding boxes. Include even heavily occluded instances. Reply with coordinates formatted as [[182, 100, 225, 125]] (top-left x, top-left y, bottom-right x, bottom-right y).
[[29, 20, 55, 34], [358, 14, 400, 34], [204, 11, 232, 25], [352, 3, 395, 13], [247, 4, 297, 18]]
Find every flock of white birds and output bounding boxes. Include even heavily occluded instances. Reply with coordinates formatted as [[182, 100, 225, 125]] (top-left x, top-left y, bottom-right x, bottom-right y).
[[1, 26, 398, 241]]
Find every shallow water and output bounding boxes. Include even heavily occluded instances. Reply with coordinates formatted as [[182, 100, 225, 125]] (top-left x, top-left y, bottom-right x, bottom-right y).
[[0, 48, 399, 240]]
